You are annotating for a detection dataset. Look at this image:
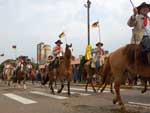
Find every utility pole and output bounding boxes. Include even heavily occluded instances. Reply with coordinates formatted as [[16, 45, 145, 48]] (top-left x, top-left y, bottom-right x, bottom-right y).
[[84, 0, 91, 45]]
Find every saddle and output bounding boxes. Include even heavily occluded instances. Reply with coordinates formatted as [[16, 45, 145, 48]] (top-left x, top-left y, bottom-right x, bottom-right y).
[[50, 57, 64, 69]]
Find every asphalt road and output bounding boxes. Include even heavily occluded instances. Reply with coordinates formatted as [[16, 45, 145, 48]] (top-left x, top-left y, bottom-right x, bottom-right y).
[[0, 82, 149, 113]]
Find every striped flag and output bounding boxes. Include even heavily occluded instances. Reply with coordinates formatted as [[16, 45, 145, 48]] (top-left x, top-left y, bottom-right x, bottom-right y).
[[59, 32, 65, 38], [12, 45, 16, 50], [0, 54, 4, 56], [92, 21, 99, 28]]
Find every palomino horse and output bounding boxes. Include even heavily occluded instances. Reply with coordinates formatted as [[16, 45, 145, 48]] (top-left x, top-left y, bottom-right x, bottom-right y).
[[3, 64, 14, 86], [14, 63, 27, 89], [104, 44, 150, 110]]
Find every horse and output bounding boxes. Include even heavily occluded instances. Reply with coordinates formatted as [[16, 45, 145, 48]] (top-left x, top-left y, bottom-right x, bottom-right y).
[[3, 64, 14, 86], [27, 68, 37, 85], [14, 63, 27, 89], [41, 44, 72, 95], [55, 44, 73, 95], [97, 55, 114, 94], [83, 60, 97, 92], [103, 44, 150, 110]]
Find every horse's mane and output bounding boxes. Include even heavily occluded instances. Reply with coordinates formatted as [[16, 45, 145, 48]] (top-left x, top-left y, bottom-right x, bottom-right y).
[[64, 44, 72, 68], [122, 44, 136, 64], [123, 44, 143, 64]]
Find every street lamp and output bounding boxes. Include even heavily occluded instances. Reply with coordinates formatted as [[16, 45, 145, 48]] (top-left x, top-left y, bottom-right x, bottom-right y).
[[84, 0, 91, 45]]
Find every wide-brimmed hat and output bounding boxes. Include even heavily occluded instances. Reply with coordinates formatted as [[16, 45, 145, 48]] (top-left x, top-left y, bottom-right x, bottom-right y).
[[137, 2, 150, 13], [48, 55, 53, 59], [55, 40, 63, 44], [96, 42, 103, 46]]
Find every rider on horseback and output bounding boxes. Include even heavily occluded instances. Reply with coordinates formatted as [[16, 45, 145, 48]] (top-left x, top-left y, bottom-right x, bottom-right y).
[[26, 60, 33, 79], [52, 40, 64, 68], [16, 57, 24, 72], [127, 2, 150, 63], [94, 42, 104, 70]]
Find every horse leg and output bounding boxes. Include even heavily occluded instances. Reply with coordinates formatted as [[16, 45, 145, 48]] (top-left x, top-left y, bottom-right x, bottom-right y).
[[113, 82, 125, 110], [57, 80, 64, 94], [100, 83, 107, 93], [85, 78, 90, 92], [49, 80, 54, 94], [97, 82, 103, 92], [141, 79, 147, 93], [110, 83, 114, 94], [91, 78, 96, 93], [23, 76, 27, 89], [67, 80, 70, 96]]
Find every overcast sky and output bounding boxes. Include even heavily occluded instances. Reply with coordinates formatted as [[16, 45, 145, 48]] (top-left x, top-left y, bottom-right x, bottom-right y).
[[0, 0, 150, 63]]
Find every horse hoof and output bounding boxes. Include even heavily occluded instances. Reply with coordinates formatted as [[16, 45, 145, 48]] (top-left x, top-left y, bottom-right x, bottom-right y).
[[57, 90, 61, 94], [141, 89, 146, 94], [113, 99, 117, 104], [120, 105, 126, 112], [111, 90, 114, 94]]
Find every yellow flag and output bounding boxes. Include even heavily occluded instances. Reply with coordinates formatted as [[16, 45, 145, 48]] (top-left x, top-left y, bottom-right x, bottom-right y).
[[85, 45, 92, 60]]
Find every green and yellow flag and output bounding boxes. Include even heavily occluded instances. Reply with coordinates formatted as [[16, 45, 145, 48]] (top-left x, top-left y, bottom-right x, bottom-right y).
[[59, 32, 65, 38], [85, 45, 92, 60], [92, 21, 99, 28]]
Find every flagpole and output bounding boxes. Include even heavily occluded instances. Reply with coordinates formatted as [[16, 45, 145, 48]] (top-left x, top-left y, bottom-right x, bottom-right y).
[[64, 36, 67, 44], [98, 22, 101, 42], [84, 0, 91, 45]]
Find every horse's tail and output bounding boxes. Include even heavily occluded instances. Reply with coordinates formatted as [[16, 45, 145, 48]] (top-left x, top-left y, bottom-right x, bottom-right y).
[[101, 56, 111, 85]]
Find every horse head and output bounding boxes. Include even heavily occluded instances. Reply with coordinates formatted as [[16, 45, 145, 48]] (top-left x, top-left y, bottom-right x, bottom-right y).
[[65, 43, 72, 59]]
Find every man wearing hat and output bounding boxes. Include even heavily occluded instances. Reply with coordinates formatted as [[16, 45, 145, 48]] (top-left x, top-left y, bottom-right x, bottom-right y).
[[94, 42, 104, 70], [127, 2, 150, 44], [52, 40, 64, 68], [52, 40, 64, 58], [128, 2, 150, 64]]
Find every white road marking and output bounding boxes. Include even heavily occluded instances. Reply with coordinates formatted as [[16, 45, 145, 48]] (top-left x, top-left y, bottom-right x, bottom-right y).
[[30, 91, 68, 100], [54, 89, 91, 96], [128, 102, 150, 107], [70, 87, 109, 93], [3, 93, 37, 104]]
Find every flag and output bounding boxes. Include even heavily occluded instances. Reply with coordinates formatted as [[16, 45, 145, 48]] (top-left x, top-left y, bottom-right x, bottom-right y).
[[12, 45, 16, 49], [0, 54, 4, 56], [85, 45, 92, 60], [59, 32, 65, 38], [92, 21, 99, 28]]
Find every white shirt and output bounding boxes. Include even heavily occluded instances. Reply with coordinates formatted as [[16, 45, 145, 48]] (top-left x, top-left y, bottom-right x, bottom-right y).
[[144, 17, 150, 36]]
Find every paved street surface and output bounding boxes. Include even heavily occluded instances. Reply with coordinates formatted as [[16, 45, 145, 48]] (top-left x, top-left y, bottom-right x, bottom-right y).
[[0, 82, 149, 113]]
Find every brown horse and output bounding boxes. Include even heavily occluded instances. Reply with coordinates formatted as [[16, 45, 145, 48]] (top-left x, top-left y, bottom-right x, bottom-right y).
[[14, 63, 27, 89], [45, 44, 72, 95], [104, 44, 150, 110], [83, 60, 97, 92], [56, 44, 73, 96], [28, 68, 37, 84], [97, 56, 114, 94]]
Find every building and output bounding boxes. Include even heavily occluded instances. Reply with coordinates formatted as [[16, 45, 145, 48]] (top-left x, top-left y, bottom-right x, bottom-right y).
[[37, 42, 51, 64]]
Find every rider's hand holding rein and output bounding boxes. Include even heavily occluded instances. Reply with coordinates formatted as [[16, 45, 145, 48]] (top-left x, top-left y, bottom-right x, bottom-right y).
[[133, 7, 138, 17]]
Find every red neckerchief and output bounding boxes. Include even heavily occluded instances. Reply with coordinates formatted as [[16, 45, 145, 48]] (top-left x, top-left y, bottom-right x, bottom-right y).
[[144, 16, 150, 26]]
